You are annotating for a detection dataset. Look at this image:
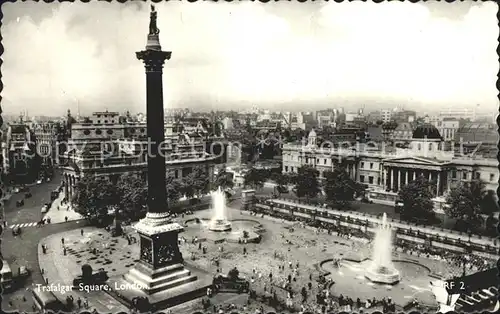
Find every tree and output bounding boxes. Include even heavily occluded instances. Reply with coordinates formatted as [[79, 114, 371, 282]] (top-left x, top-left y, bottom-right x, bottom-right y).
[[285, 172, 298, 185], [293, 165, 320, 200], [73, 176, 117, 225], [445, 180, 487, 233], [485, 213, 498, 237], [166, 176, 182, 205], [213, 170, 234, 191], [244, 168, 267, 190], [480, 189, 498, 215], [180, 174, 197, 200], [398, 175, 436, 224], [179, 167, 210, 201], [191, 166, 210, 197], [323, 162, 362, 209], [116, 173, 147, 222], [271, 172, 289, 195]]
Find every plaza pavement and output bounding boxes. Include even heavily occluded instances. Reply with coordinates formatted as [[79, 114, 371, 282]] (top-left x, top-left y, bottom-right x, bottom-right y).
[[37, 224, 274, 313], [182, 207, 489, 311], [38, 227, 130, 313], [37, 203, 486, 312]]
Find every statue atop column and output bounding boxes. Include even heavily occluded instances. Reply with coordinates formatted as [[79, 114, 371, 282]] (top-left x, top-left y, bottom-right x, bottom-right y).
[[149, 5, 160, 35]]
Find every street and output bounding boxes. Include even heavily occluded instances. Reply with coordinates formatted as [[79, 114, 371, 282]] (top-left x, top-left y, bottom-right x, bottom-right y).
[[1, 220, 85, 312], [4, 171, 63, 226], [1, 170, 85, 312]]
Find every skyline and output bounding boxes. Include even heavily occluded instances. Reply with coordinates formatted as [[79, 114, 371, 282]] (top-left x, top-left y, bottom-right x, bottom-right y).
[[2, 1, 499, 116]]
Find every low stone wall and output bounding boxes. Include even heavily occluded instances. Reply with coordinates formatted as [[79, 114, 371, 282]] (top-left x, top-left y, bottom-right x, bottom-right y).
[[253, 198, 498, 259]]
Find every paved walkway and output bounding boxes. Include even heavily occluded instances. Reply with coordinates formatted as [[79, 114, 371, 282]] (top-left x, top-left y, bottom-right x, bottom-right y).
[[270, 199, 498, 247], [42, 192, 82, 224]]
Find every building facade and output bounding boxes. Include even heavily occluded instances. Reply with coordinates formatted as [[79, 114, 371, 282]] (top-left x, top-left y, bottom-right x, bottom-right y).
[[439, 107, 476, 121], [31, 121, 66, 167], [282, 126, 498, 213], [61, 112, 219, 201], [2, 123, 36, 183]]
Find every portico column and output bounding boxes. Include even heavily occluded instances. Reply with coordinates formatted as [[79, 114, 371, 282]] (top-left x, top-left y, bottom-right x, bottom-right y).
[[436, 172, 441, 197], [354, 162, 358, 181], [428, 171, 432, 182], [405, 170, 409, 185], [446, 171, 451, 193], [397, 169, 401, 192], [413, 171, 416, 181], [388, 168, 392, 191]]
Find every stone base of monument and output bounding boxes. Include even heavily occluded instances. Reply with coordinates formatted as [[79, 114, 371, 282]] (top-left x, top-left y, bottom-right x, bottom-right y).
[[107, 261, 212, 310], [364, 266, 401, 285]]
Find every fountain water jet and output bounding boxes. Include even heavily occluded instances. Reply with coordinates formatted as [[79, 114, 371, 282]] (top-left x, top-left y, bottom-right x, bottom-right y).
[[208, 187, 232, 232], [365, 213, 401, 284]]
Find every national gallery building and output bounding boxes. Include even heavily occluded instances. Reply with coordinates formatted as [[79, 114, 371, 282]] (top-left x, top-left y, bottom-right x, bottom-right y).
[[282, 124, 498, 213]]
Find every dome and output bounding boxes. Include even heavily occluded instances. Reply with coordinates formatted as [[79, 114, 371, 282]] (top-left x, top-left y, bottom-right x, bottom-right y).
[[308, 129, 317, 137], [412, 123, 442, 140]]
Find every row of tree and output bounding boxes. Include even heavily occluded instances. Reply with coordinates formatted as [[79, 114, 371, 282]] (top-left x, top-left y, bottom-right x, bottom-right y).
[[241, 163, 365, 208], [397, 175, 498, 234], [73, 166, 215, 225]]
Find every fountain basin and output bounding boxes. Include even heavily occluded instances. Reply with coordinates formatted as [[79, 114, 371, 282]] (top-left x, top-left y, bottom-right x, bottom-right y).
[[365, 265, 401, 285], [184, 218, 262, 243], [208, 219, 232, 232]]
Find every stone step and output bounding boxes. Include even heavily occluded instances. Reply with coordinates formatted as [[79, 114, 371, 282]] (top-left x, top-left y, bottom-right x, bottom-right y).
[[125, 268, 192, 289], [133, 263, 186, 279], [150, 274, 198, 294]]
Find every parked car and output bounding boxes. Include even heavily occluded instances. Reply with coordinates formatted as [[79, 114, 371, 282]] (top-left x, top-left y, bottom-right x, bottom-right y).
[[41, 205, 49, 213], [16, 200, 24, 207], [14, 188, 20, 193], [36, 180, 42, 184], [25, 192, 32, 199]]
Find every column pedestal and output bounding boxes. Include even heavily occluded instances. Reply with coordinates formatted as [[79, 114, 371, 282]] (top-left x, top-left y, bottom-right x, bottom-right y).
[[108, 213, 212, 308]]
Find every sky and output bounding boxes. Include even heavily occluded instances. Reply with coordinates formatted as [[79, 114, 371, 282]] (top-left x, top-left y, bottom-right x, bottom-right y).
[[2, 1, 499, 116]]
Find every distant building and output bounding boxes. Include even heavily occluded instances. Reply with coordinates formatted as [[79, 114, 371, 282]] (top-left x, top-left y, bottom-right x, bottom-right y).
[[31, 121, 66, 167], [392, 110, 416, 123], [2, 122, 36, 184], [430, 119, 460, 141], [366, 126, 384, 142], [439, 107, 476, 121], [455, 122, 498, 145], [392, 122, 416, 140], [222, 117, 234, 130]]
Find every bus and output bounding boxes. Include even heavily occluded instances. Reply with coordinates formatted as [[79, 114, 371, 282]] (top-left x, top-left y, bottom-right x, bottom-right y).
[[32, 287, 63, 312], [0, 260, 13, 290]]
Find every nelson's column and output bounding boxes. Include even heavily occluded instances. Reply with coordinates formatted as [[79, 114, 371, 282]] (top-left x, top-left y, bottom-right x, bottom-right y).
[[108, 6, 211, 309]]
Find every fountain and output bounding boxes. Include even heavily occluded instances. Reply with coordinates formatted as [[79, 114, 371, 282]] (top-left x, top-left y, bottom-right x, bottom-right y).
[[208, 187, 232, 232], [365, 213, 401, 284]]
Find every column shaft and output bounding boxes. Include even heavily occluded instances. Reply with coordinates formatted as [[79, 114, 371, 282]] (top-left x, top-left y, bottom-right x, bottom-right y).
[[388, 168, 392, 191], [397, 169, 401, 191], [436, 172, 441, 197]]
